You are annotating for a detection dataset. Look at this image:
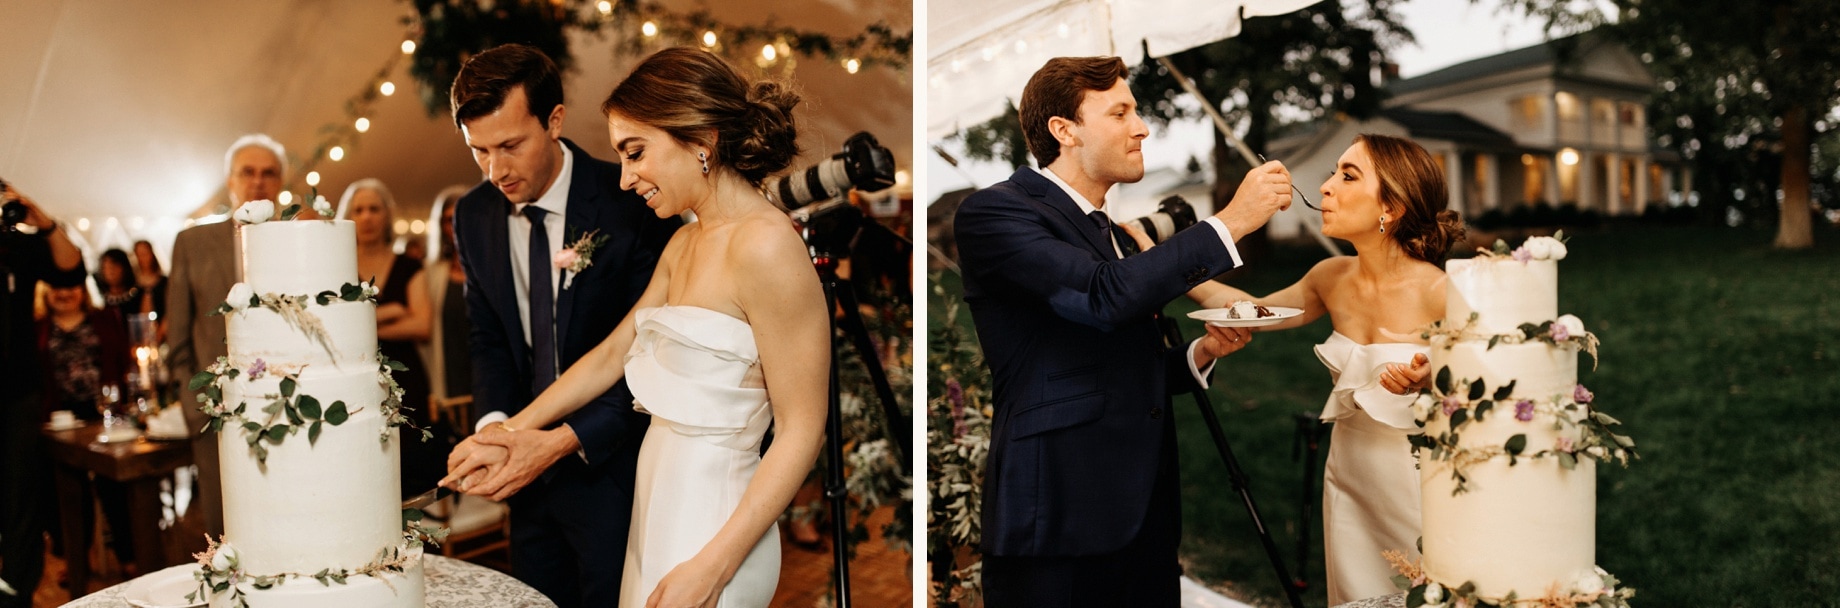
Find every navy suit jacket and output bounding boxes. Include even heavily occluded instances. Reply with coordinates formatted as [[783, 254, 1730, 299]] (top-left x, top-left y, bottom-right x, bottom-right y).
[[454, 138, 679, 468], [956, 167, 1241, 557]]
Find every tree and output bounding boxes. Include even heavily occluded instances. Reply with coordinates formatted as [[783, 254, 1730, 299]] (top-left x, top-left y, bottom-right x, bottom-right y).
[[1496, 0, 1840, 248], [953, 1, 1410, 265]]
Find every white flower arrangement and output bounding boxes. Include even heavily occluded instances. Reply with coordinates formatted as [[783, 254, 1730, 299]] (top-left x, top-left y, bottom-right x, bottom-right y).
[[234, 200, 276, 225], [226, 283, 255, 311], [312, 195, 333, 217]]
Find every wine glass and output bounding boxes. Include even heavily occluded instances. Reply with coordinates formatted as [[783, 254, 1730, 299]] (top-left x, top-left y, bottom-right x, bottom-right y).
[[94, 383, 122, 444]]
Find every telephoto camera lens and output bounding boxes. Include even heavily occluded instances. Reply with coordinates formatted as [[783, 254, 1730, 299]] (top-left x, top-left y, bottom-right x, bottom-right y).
[[1117, 195, 1198, 257], [0, 178, 26, 227], [766, 132, 896, 210]]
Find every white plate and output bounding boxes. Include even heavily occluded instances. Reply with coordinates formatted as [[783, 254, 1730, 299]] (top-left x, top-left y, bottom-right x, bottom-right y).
[[123, 564, 207, 608], [1187, 306, 1303, 327], [42, 420, 85, 431]]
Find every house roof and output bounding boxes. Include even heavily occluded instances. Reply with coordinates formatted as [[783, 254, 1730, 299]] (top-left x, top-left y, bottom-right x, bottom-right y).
[[1390, 34, 1589, 97], [1379, 108, 1519, 149]]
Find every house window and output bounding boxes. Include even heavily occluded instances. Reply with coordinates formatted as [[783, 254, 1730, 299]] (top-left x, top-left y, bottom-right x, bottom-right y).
[[1510, 95, 1545, 134], [1555, 92, 1584, 143]]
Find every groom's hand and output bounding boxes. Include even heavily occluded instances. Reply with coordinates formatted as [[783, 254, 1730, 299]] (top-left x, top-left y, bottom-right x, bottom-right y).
[[441, 432, 508, 493], [464, 425, 583, 501]]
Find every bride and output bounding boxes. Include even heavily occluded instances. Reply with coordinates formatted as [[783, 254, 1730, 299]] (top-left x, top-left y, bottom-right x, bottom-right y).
[[1123, 134, 1463, 604], [449, 47, 828, 608]]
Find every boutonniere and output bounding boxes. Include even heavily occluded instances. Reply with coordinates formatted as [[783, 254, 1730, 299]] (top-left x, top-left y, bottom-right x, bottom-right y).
[[553, 227, 610, 290]]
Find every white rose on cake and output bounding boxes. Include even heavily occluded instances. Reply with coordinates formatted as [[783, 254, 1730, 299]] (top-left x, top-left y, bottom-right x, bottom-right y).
[[1571, 568, 1606, 595], [234, 200, 276, 225], [226, 283, 255, 311], [211, 542, 239, 571], [312, 195, 333, 217], [1522, 236, 1567, 261], [1553, 314, 1585, 341]]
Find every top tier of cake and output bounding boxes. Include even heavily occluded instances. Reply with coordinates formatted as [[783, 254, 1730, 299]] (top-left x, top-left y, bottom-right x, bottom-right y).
[[242, 220, 359, 295], [1445, 258, 1557, 335]]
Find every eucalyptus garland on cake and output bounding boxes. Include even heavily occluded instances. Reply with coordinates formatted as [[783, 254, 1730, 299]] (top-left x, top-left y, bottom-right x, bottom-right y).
[[1406, 369, 1636, 495], [186, 509, 448, 608], [1384, 550, 1636, 608]]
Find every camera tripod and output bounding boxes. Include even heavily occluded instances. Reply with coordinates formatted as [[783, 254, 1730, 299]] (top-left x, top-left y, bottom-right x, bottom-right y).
[[1155, 313, 1307, 608], [806, 238, 911, 608]]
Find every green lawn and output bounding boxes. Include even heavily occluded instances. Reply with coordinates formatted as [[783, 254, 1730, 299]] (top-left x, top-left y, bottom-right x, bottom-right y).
[[932, 223, 1840, 607], [1167, 224, 1840, 607]]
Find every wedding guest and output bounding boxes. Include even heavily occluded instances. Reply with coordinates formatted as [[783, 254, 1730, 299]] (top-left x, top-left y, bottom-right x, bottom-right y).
[[95, 248, 143, 326], [417, 185, 473, 424], [167, 133, 287, 538], [0, 180, 84, 607], [1123, 134, 1461, 604], [35, 279, 138, 574], [447, 46, 830, 608], [439, 43, 678, 608], [336, 179, 446, 497], [132, 240, 169, 321]]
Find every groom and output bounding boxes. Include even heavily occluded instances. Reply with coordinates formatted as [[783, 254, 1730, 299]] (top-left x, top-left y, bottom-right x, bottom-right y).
[[954, 56, 1294, 606], [441, 44, 678, 607]]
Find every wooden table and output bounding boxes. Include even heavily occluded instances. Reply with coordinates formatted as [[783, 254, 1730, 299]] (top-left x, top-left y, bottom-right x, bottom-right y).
[[40, 423, 193, 595]]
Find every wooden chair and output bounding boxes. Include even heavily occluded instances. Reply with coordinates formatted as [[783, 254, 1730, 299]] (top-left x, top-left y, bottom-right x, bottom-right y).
[[422, 394, 512, 562]]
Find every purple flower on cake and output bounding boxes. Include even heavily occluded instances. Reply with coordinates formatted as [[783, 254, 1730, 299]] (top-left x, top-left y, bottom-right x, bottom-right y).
[[246, 358, 267, 380], [1511, 246, 1532, 263], [1555, 314, 1585, 340], [1549, 321, 1570, 341], [1514, 399, 1535, 421], [1441, 395, 1463, 416], [1574, 384, 1595, 404]]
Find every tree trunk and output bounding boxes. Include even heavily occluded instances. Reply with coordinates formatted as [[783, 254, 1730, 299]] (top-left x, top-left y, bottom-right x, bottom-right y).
[[1774, 103, 1813, 249]]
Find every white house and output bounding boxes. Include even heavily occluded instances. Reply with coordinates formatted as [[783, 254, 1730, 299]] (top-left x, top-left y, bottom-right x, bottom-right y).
[[1263, 33, 1693, 240]]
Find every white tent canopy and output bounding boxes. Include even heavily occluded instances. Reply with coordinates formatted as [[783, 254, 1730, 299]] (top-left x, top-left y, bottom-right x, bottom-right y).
[[1, 0, 911, 261], [926, 0, 1321, 140]]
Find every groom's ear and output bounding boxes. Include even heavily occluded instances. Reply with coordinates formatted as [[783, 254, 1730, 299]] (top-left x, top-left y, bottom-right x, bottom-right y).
[[1048, 115, 1081, 150], [545, 103, 567, 139]]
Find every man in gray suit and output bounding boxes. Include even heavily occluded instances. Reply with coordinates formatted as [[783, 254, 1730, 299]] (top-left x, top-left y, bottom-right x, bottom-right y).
[[165, 134, 286, 537]]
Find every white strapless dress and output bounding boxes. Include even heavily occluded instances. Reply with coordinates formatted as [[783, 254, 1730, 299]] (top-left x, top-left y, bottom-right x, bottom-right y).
[[1314, 332, 1428, 605], [620, 306, 779, 608]]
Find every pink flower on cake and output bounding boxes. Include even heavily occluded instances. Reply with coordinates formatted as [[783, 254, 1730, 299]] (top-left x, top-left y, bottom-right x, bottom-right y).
[[1555, 314, 1585, 339], [1556, 435, 1575, 453], [1574, 384, 1595, 404], [1511, 246, 1532, 263], [246, 358, 267, 380], [1441, 394, 1463, 416], [1549, 321, 1570, 341], [1514, 399, 1535, 421]]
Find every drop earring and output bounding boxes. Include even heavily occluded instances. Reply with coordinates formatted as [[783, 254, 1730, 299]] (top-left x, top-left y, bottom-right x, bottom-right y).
[[699, 151, 709, 175], [1378, 215, 1388, 234]]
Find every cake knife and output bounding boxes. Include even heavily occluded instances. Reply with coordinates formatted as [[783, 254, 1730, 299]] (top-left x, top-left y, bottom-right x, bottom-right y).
[[401, 485, 455, 511]]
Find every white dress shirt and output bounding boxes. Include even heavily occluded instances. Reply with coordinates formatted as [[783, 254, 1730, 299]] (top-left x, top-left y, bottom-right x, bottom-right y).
[[1034, 166, 1239, 388]]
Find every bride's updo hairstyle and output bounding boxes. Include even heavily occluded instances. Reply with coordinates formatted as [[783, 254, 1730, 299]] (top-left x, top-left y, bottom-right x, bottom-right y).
[[1355, 133, 1467, 264], [601, 47, 801, 187]]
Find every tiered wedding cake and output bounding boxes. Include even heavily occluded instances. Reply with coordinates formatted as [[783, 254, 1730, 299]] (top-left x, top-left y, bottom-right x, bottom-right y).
[[1399, 236, 1636, 607], [188, 204, 428, 608]]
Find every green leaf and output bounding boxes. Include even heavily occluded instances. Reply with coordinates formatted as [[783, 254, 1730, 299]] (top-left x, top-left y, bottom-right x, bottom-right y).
[[341, 283, 362, 301], [1475, 400, 1493, 421], [1486, 334, 1501, 350], [326, 401, 350, 425], [309, 420, 323, 446], [1492, 239, 1509, 255], [249, 293, 261, 308], [1450, 408, 1469, 429], [189, 371, 217, 391], [264, 424, 288, 444], [280, 377, 297, 398], [316, 291, 338, 305], [285, 403, 305, 426], [1435, 366, 1452, 394], [384, 358, 408, 372], [1493, 380, 1517, 401], [1613, 433, 1636, 448], [1592, 411, 1623, 426], [1504, 433, 1527, 456], [243, 421, 262, 433], [1391, 574, 1411, 590], [1406, 586, 1426, 608], [1457, 581, 1476, 597], [403, 507, 425, 523], [1559, 451, 1578, 470], [1467, 379, 1485, 401], [280, 203, 301, 221], [263, 400, 284, 417], [254, 443, 269, 463], [298, 395, 322, 419]]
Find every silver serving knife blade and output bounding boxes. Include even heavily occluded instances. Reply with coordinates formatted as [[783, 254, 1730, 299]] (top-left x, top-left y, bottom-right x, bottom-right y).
[[401, 485, 454, 511]]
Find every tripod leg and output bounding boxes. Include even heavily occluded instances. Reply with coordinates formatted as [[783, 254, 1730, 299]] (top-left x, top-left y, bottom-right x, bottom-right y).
[[1158, 315, 1306, 608], [822, 280, 853, 607], [831, 280, 912, 471]]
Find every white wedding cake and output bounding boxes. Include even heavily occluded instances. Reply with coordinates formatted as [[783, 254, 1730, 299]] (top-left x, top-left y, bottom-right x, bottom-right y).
[[188, 209, 428, 608], [1399, 236, 1636, 607]]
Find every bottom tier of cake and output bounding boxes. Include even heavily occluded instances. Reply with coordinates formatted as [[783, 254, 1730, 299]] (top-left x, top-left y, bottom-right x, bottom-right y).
[[202, 544, 425, 608]]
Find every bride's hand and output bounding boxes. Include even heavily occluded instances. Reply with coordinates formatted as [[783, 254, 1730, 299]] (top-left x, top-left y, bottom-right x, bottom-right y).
[[1380, 353, 1430, 395], [645, 554, 731, 608], [1116, 220, 1155, 252]]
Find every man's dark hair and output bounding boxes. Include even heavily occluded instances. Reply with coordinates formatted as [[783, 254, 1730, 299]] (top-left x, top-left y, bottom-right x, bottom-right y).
[[1018, 56, 1130, 167], [449, 43, 565, 130]]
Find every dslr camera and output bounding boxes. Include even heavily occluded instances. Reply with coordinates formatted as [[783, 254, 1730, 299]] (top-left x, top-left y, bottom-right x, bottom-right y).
[[766, 132, 896, 210], [1117, 195, 1199, 257], [0, 178, 30, 228]]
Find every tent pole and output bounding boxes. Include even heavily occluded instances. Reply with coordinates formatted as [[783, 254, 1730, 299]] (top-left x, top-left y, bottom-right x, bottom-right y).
[[1155, 55, 1344, 257]]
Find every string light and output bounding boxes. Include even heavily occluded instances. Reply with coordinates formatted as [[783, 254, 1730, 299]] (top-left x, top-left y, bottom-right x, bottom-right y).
[[329, 146, 345, 162], [410, 220, 426, 234], [762, 44, 777, 61], [128, 217, 145, 231], [393, 219, 409, 234], [401, 40, 416, 54], [703, 31, 718, 47], [355, 117, 370, 133], [380, 81, 395, 96], [597, 1, 612, 15], [306, 171, 321, 186], [642, 21, 658, 37], [845, 58, 861, 74], [278, 192, 294, 206], [76, 218, 90, 231]]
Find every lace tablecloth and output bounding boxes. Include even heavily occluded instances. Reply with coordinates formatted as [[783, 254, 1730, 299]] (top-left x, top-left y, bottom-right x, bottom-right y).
[[65, 555, 556, 608], [1334, 592, 1407, 608]]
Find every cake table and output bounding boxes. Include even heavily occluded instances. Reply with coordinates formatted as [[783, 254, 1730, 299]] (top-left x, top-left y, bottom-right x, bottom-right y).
[[64, 555, 554, 608]]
